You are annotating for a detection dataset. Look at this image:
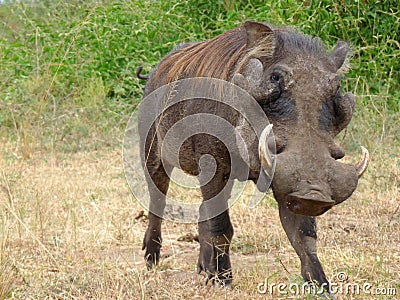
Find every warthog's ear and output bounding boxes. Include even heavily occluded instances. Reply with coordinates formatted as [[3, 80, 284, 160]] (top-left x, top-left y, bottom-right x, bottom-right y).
[[244, 21, 274, 48], [243, 21, 276, 59], [330, 41, 350, 72]]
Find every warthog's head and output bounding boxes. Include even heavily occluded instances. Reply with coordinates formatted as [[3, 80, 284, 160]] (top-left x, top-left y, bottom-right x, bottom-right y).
[[233, 22, 368, 216]]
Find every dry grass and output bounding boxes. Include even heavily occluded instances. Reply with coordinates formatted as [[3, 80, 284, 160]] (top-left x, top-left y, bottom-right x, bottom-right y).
[[0, 139, 399, 299]]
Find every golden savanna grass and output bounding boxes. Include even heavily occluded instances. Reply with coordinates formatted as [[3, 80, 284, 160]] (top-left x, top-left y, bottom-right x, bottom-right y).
[[0, 1, 398, 299], [0, 107, 399, 300]]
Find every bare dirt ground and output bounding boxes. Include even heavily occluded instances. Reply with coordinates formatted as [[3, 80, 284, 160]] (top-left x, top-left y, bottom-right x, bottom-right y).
[[1, 144, 399, 299]]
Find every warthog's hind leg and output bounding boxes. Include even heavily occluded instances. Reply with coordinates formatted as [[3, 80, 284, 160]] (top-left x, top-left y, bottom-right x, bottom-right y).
[[142, 159, 172, 269]]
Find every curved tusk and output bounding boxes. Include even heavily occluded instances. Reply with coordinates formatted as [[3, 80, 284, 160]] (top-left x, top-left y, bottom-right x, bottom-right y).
[[258, 124, 274, 174], [355, 146, 369, 178]]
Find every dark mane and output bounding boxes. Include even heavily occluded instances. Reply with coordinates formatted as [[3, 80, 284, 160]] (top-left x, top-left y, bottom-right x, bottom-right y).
[[153, 24, 328, 85], [274, 27, 326, 56], [154, 27, 247, 83]]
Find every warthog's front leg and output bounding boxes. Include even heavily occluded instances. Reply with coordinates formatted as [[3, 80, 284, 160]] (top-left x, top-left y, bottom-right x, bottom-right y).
[[197, 174, 234, 287], [278, 202, 332, 295]]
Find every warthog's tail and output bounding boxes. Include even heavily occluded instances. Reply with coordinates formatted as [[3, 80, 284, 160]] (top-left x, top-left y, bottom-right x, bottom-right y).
[[136, 66, 149, 80]]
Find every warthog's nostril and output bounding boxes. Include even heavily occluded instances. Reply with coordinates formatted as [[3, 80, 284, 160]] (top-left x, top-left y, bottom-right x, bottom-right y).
[[287, 190, 334, 216]]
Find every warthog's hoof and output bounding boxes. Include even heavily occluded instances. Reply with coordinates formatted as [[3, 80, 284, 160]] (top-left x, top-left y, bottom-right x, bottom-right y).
[[197, 238, 232, 288], [142, 229, 162, 269]]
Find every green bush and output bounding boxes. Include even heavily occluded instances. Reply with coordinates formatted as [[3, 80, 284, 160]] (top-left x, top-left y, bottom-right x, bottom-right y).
[[0, 0, 398, 151]]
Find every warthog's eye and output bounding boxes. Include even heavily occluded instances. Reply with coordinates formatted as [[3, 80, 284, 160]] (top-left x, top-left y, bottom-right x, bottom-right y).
[[258, 65, 293, 106], [269, 65, 293, 90], [270, 73, 281, 83]]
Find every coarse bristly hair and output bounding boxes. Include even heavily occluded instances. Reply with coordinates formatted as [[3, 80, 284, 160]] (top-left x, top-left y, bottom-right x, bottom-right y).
[[153, 23, 346, 85], [154, 26, 247, 84]]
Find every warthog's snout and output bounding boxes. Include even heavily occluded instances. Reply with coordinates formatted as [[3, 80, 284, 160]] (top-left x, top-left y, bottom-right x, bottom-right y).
[[287, 184, 334, 216], [263, 144, 369, 216]]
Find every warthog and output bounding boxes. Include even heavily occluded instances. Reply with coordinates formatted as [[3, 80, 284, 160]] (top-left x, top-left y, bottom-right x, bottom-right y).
[[136, 21, 369, 292]]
